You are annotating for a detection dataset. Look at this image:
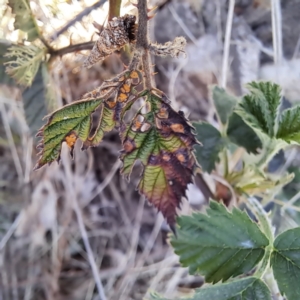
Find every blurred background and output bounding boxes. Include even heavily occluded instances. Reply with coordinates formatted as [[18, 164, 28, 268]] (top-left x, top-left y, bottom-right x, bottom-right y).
[[1, 0, 300, 299]]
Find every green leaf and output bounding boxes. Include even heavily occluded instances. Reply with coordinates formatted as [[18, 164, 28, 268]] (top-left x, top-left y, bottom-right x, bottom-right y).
[[8, 0, 40, 41], [227, 113, 262, 154], [5, 44, 45, 87], [22, 63, 55, 137], [212, 86, 237, 125], [192, 277, 271, 300], [271, 227, 300, 300], [276, 106, 300, 144], [193, 122, 226, 173], [34, 98, 104, 169], [150, 277, 271, 300], [171, 200, 269, 283], [235, 82, 281, 138]]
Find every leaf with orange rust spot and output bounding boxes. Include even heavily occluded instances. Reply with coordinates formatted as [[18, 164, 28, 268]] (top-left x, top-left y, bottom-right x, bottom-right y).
[[34, 98, 103, 169], [120, 91, 198, 226]]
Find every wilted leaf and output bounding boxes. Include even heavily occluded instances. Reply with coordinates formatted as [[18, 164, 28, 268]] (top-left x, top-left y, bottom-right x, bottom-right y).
[[121, 91, 198, 226], [8, 0, 40, 41], [276, 106, 300, 144], [227, 113, 262, 154], [271, 227, 300, 300], [5, 44, 45, 86], [235, 82, 281, 139], [22, 63, 53, 136], [212, 86, 237, 125], [171, 200, 269, 283], [34, 98, 103, 169], [193, 122, 225, 173]]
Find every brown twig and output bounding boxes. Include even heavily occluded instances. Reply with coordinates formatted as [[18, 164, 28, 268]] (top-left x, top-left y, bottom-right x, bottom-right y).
[[108, 0, 122, 20], [48, 0, 107, 42], [50, 41, 95, 57]]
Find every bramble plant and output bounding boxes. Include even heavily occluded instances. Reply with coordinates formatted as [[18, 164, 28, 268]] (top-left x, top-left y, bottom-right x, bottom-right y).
[[2, 0, 300, 299]]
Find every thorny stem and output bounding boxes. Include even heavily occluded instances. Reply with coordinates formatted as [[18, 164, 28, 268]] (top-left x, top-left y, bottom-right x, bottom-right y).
[[108, 0, 121, 20], [133, 0, 154, 89]]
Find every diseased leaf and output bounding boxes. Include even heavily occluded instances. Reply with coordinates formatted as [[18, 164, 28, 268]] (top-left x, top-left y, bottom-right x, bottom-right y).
[[271, 227, 300, 300], [193, 122, 225, 173], [5, 44, 45, 86], [235, 82, 281, 138], [8, 0, 40, 41], [212, 86, 237, 125], [227, 113, 262, 154], [276, 106, 300, 144], [121, 91, 198, 226], [35, 69, 142, 169], [34, 98, 103, 169], [171, 200, 269, 283]]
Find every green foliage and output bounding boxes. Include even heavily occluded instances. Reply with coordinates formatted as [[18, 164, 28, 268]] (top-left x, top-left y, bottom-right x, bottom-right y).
[[271, 228, 300, 300], [171, 201, 269, 283], [151, 277, 271, 300], [227, 113, 262, 154], [236, 82, 281, 138], [193, 122, 226, 173], [8, 0, 41, 41], [276, 106, 300, 143], [4, 44, 45, 87], [212, 86, 237, 125]]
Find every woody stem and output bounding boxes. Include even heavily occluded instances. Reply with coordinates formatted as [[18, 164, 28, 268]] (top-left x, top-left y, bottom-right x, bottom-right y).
[[132, 0, 154, 89]]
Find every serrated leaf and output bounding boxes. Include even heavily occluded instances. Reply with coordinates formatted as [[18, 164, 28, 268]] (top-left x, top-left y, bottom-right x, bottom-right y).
[[121, 91, 198, 225], [22, 63, 52, 136], [212, 86, 237, 125], [271, 227, 300, 300], [276, 106, 300, 144], [171, 200, 269, 283], [193, 122, 225, 173], [34, 98, 103, 169], [235, 82, 281, 139], [150, 278, 271, 300], [193, 277, 271, 300], [5, 45, 45, 87], [227, 113, 262, 154], [8, 0, 40, 41]]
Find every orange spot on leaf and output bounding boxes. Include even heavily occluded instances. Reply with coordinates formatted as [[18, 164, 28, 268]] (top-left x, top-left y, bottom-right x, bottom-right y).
[[130, 70, 139, 79], [123, 139, 135, 153], [170, 123, 185, 133], [65, 133, 77, 148], [118, 93, 128, 102]]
